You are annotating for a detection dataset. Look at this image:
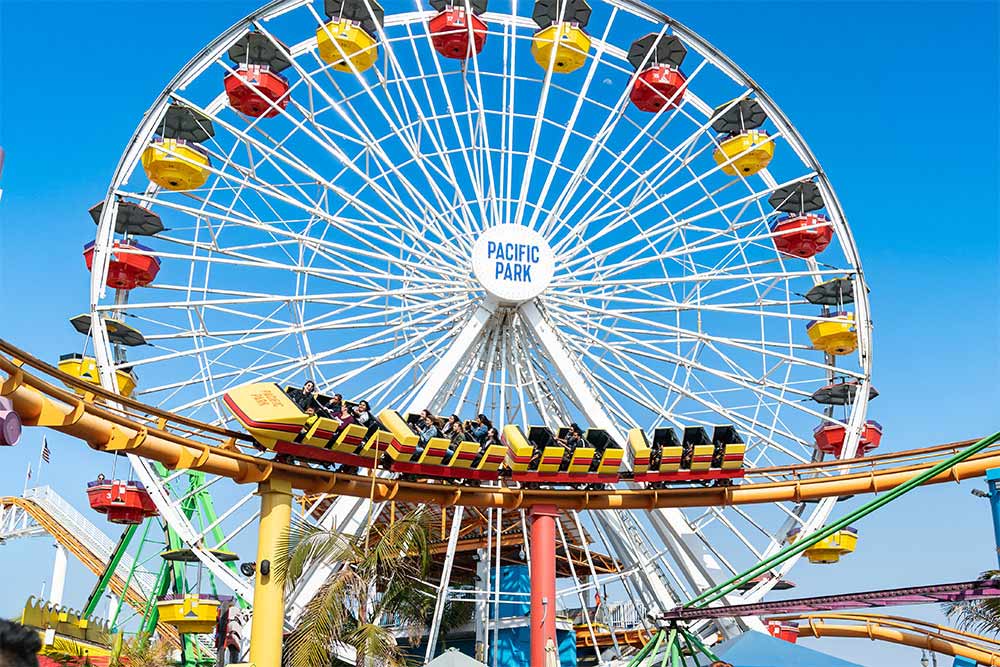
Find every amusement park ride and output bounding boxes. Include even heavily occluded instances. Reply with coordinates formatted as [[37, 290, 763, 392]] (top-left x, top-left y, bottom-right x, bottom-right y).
[[0, 0, 997, 666]]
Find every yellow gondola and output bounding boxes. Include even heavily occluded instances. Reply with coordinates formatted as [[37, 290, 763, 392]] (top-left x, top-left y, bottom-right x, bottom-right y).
[[316, 19, 379, 72], [788, 527, 859, 564], [156, 595, 220, 634], [531, 23, 591, 73], [806, 312, 857, 355], [58, 353, 137, 398], [141, 138, 210, 191], [712, 130, 775, 176]]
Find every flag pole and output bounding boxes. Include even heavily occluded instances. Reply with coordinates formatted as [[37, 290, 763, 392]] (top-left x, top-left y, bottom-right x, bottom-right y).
[[35, 435, 47, 488]]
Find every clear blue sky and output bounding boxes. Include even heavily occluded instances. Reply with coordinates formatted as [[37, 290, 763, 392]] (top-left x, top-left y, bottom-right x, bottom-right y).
[[1, 1, 998, 665]]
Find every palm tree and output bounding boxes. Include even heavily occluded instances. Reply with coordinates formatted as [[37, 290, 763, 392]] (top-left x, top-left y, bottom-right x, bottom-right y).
[[277, 508, 465, 667], [943, 570, 1000, 635], [109, 633, 177, 667]]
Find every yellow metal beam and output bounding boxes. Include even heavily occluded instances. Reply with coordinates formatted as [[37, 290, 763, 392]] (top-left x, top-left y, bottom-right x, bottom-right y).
[[248, 479, 292, 667]]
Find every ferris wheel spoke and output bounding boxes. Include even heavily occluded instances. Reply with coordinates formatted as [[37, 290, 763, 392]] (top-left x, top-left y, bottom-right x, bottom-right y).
[[565, 111, 774, 247], [549, 87, 750, 241], [558, 153, 799, 282], [174, 89, 460, 261], [402, 20, 496, 235], [544, 46, 711, 244], [567, 163, 805, 280], [357, 334, 458, 409], [253, 21, 478, 253], [524, 6, 619, 234], [105, 224, 464, 289], [548, 308, 816, 455], [546, 65, 723, 252], [561, 126, 778, 262], [137, 126, 468, 280], [545, 292, 857, 382], [120, 293, 470, 373], [164, 300, 471, 415], [302, 8, 487, 244], [109, 283, 469, 314], [510, 4, 570, 230], [319, 305, 473, 396], [456, 11, 503, 228], [500, 15, 516, 224]]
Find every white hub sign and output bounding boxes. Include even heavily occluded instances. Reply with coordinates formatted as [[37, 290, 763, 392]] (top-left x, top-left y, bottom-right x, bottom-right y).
[[472, 224, 555, 304]]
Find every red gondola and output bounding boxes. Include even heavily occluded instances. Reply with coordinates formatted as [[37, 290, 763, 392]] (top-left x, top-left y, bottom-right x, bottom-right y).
[[630, 65, 686, 112], [767, 620, 799, 643], [86, 479, 158, 525], [813, 420, 883, 458], [83, 241, 161, 290], [428, 8, 487, 59], [224, 65, 290, 118], [770, 213, 833, 259]]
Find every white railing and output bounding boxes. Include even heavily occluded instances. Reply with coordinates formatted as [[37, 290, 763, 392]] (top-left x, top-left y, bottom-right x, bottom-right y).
[[563, 601, 647, 629], [25, 486, 158, 595]]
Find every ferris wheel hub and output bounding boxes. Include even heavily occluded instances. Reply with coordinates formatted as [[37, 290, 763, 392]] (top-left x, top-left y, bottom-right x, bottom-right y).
[[471, 224, 555, 304]]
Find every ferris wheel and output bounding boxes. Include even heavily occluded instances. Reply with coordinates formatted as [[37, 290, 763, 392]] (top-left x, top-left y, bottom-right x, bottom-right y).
[[82, 0, 873, 647]]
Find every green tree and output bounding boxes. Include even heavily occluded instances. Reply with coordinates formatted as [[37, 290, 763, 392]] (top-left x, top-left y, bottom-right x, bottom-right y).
[[943, 570, 1000, 635], [277, 508, 468, 667]]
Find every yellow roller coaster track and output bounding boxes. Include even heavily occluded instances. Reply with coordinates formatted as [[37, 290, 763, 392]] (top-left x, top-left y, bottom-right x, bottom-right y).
[[0, 494, 180, 644], [1, 338, 995, 510], [773, 613, 1000, 665]]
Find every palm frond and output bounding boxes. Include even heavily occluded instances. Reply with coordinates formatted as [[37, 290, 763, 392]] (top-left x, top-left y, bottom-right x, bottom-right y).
[[275, 517, 361, 588], [942, 570, 1000, 636], [349, 623, 407, 667], [284, 569, 369, 667]]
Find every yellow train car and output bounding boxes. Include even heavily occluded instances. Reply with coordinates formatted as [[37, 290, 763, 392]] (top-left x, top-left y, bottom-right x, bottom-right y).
[[378, 409, 504, 480], [503, 425, 623, 483], [628, 425, 745, 483], [223, 383, 394, 468]]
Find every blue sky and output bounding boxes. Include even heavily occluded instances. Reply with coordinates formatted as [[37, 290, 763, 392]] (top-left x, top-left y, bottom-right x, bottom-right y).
[[1, 1, 998, 665]]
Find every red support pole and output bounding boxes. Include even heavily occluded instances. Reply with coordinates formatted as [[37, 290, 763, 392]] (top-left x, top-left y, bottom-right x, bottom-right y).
[[529, 504, 559, 667]]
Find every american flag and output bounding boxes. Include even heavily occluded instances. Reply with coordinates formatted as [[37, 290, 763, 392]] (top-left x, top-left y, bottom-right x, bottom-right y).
[[41, 437, 51, 464]]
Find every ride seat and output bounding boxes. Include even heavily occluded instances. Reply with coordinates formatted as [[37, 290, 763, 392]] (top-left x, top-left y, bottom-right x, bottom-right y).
[[628, 428, 651, 474], [683, 427, 714, 471], [503, 425, 534, 472], [529, 426, 565, 472], [654, 427, 683, 472], [712, 425, 745, 470], [378, 409, 420, 463]]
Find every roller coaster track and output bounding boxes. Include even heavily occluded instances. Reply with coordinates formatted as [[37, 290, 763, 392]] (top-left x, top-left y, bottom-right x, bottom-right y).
[[2, 339, 995, 511], [0, 488, 179, 644], [774, 613, 1000, 665]]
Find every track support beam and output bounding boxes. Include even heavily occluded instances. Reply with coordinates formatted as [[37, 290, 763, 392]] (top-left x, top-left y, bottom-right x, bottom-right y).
[[530, 504, 558, 667], [249, 478, 292, 667]]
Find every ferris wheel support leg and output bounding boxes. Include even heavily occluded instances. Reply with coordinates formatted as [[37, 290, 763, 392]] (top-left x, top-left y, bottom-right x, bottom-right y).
[[529, 504, 559, 667], [248, 478, 292, 667], [405, 302, 495, 414]]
